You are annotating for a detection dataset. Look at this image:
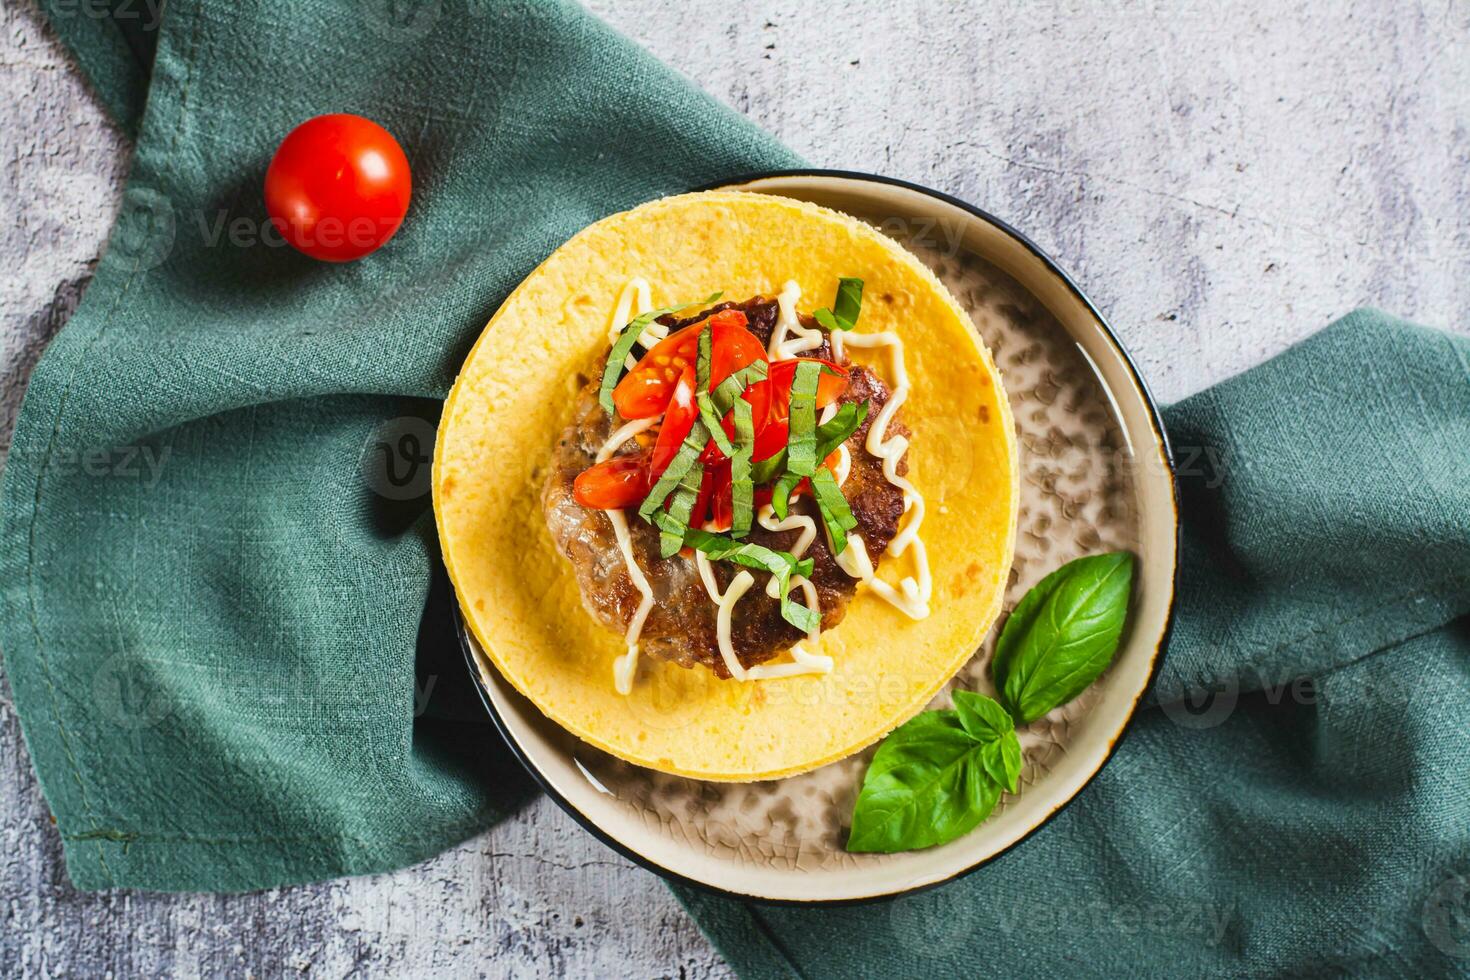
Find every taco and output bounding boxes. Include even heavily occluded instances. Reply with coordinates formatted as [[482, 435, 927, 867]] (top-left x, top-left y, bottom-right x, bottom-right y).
[[435, 191, 1018, 781]]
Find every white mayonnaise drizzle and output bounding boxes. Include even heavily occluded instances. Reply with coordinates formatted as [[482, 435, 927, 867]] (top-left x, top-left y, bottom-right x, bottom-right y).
[[767, 280, 823, 360], [608, 277, 667, 370], [827, 328, 932, 619], [598, 416, 658, 695], [602, 284, 663, 695]]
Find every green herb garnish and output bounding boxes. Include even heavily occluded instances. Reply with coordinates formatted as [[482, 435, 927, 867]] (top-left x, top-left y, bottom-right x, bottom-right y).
[[808, 466, 857, 553], [658, 464, 705, 557], [708, 361, 768, 417], [990, 552, 1136, 724], [652, 514, 819, 633], [846, 552, 1136, 855], [812, 277, 863, 332], [638, 418, 710, 521], [770, 471, 801, 520], [847, 691, 1019, 853], [598, 292, 721, 414], [696, 322, 712, 392], [751, 400, 869, 487], [784, 360, 821, 477], [696, 392, 735, 457], [730, 398, 755, 538]]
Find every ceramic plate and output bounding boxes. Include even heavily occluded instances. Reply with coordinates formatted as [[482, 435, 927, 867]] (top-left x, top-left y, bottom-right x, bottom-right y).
[[453, 171, 1178, 903]]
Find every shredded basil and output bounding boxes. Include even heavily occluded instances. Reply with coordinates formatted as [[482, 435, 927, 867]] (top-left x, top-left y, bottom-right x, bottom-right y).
[[812, 277, 863, 332], [659, 464, 705, 557], [638, 418, 709, 521], [770, 471, 802, 520], [730, 398, 755, 538], [696, 392, 735, 456], [709, 360, 768, 416], [750, 400, 869, 486], [655, 515, 819, 633], [696, 360, 769, 462], [785, 360, 821, 477], [696, 322, 712, 392], [597, 292, 722, 414], [809, 466, 857, 554]]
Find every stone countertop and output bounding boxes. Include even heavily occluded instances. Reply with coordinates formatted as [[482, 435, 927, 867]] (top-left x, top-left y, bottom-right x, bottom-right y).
[[2, 0, 1466, 976]]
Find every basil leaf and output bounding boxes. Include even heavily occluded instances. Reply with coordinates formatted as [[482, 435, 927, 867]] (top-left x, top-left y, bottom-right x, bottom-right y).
[[847, 711, 1002, 853], [748, 449, 785, 487], [696, 392, 735, 457], [750, 400, 868, 486], [597, 292, 721, 414], [770, 471, 801, 520], [785, 360, 821, 477], [730, 398, 755, 538], [638, 419, 709, 520], [658, 464, 705, 558], [808, 466, 855, 554], [709, 360, 768, 417], [953, 690, 1022, 793], [991, 552, 1137, 724], [833, 277, 864, 327], [812, 277, 864, 331], [653, 515, 818, 633], [696, 322, 712, 392]]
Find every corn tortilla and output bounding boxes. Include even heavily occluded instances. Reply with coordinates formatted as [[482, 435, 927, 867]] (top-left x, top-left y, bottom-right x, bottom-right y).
[[434, 191, 1018, 781]]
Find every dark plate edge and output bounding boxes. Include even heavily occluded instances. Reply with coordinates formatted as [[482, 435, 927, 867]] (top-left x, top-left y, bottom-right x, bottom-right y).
[[450, 168, 1183, 908]]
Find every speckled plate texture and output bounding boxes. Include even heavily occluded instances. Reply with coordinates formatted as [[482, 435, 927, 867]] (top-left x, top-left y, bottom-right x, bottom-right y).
[[458, 173, 1178, 903]]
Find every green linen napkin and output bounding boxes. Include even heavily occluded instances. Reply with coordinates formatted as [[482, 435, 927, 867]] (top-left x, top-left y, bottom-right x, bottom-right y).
[[10, 2, 1469, 975], [6, 0, 797, 891], [679, 312, 1470, 976]]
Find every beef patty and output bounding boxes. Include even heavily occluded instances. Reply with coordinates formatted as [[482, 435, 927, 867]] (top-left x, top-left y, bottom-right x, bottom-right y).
[[542, 297, 909, 677]]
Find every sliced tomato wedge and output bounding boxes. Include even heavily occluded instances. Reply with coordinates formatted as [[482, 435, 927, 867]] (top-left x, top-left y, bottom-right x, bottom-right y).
[[649, 365, 699, 477], [573, 453, 653, 510], [691, 466, 716, 530], [707, 461, 733, 532], [702, 356, 849, 464], [760, 357, 849, 420], [612, 309, 765, 419]]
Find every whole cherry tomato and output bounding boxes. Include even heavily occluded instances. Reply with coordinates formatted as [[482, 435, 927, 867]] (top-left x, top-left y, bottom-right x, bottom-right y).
[[573, 454, 653, 510], [612, 310, 765, 419], [265, 113, 412, 262]]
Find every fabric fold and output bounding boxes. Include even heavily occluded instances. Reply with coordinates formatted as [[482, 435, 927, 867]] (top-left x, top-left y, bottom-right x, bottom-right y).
[[4, 0, 797, 892]]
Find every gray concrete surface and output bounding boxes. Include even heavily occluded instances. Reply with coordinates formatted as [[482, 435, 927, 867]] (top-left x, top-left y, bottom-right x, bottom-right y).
[[3, 0, 1467, 976]]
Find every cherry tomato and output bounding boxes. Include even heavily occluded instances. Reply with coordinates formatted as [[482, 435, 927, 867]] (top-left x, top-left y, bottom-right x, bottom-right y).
[[265, 113, 412, 262], [692, 466, 716, 530], [705, 357, 848, 464], [760, 357, 849, 420], [612, 310, 765, 419], [573, 454, 652, 510], [649, 365, 699, 476], [708, 461, 733, 532]]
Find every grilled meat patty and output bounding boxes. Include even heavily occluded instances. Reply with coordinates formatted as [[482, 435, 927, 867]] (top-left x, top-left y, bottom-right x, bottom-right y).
[[542, 297, 909, 677]]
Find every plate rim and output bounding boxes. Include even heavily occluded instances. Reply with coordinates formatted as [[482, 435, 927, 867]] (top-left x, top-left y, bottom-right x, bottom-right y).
[[450, 168, 1181, 906]]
